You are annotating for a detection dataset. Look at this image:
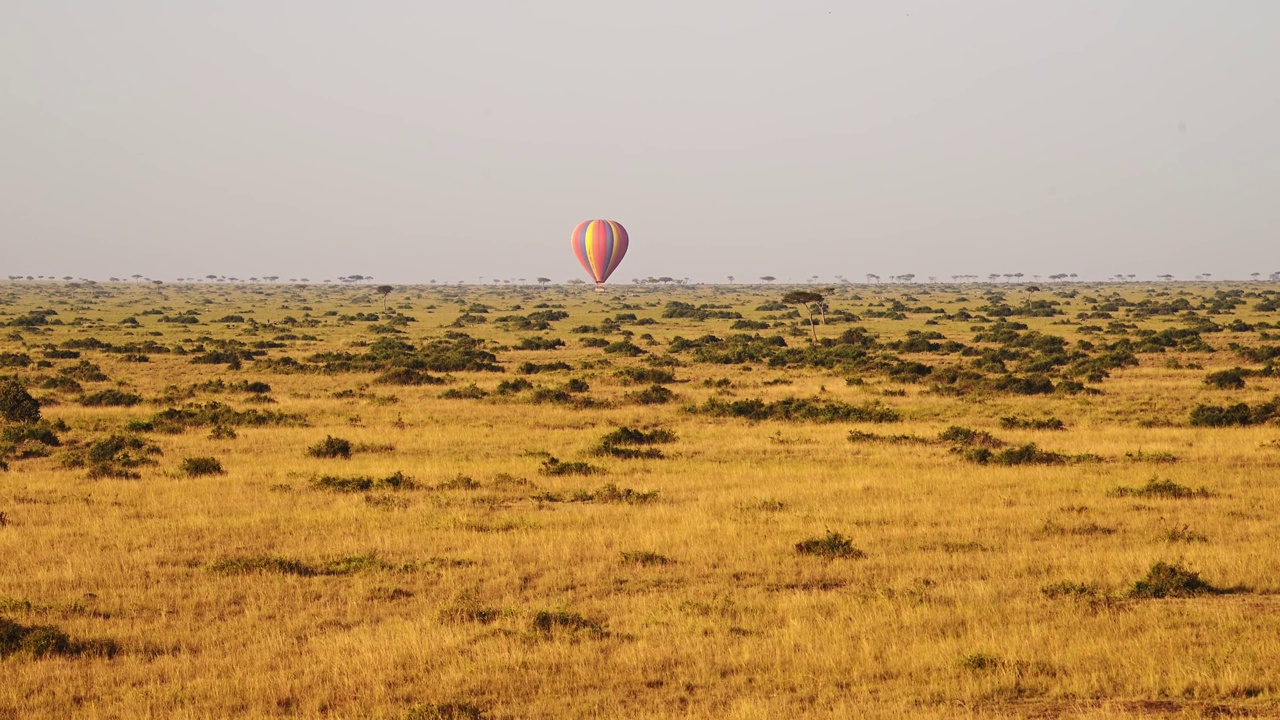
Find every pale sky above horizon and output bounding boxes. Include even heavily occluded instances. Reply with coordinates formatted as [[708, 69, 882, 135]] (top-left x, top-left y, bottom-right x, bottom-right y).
[[3, 1, 1278, 284]]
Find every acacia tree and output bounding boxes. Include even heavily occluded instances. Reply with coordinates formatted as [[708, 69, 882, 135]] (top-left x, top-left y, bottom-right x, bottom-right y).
[[781, 290, 825, 344], [1023, 285, 1041, 309], [375, 284, 394, 311], [760, 276, 776, 284]]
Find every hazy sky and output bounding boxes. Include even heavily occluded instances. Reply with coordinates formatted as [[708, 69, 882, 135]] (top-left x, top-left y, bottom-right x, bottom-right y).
[[3, 1, 1278, 283]]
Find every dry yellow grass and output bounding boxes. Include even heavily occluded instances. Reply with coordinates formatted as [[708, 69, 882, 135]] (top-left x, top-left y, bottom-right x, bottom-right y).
[[2, 280, 1279, 719]]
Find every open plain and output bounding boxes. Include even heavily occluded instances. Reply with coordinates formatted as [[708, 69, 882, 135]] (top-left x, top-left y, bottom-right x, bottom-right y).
[[2, 280, 1279, 719]]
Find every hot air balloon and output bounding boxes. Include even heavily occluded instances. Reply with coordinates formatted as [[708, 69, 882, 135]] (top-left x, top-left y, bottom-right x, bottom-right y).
[[571, 220, 629, 288]]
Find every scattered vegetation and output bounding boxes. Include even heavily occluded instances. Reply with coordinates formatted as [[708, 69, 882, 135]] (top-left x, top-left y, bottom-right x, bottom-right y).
[[533, 483, 659, 504], [311, 471, 416, 492], [693, 397, 899, 423], [4, 280, 1278, 717], [209, 553, 402, 577]]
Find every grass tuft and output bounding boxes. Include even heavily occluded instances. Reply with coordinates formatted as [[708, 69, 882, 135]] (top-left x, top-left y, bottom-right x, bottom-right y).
[[620, 550, 674, 566], [1111, 477, 1214, 499]]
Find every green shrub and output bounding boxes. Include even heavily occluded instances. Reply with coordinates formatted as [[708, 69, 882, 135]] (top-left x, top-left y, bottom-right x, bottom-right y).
[[40, 375, 83, 393], [435, 474, 480, 490], [517, 361, 573, 374], [1128, 561, 1224, 598], [629, 384, 674, 405], [0, 377, 40, 423], [988, 443, 1067, 466], [208, 425, 237, 440], [1204, 368, 1247, 390], [539, 457, 601, 476], [181, 457, 224, 476], [603, 340, 646, 356], [513, 336, 565, 351], [0, 617, 117, 658], [600, 426, 676, 446], [1111, 477, 1213, 499], [595, 426, 676, 459], [794, 531, 865, 559], [614, 367, 676, 385], [1190, 396, 1280, 426], [1, 421, 61, 447], [531, 610, 606, 637], [847, 429, 932, 444], [938, 427, 1002, 448], [375, 367, 445, 386], [59, 360, 108, 382], [79, 389, 143, 407], [496, 378, 534, 394], [0, 353, 32, 368], [695, 397, 899, 423], [79, 434, 162, 479], [999, 416, 1066, 431], [147, 402, 306, 433], [307, 435, 352, 459], [210, 553, 397, 577]]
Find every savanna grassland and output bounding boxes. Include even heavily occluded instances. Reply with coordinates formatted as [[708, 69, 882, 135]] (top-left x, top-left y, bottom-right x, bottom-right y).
[[2, 279, 1280, 719]]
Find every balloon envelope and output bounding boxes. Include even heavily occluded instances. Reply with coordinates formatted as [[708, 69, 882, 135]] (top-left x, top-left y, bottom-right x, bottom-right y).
[[571, 220, 629, 285]]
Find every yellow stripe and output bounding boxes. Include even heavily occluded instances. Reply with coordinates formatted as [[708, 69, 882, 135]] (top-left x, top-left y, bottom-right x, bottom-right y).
[[581, 220, 594, 278], [606, 221, 622, 267]]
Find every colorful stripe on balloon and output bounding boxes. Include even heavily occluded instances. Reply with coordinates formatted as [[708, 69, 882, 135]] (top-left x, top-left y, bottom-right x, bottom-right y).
[[571, 219, 629, 284]]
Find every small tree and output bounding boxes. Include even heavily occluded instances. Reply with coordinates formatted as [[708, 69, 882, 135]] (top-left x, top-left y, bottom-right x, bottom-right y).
[[760, 276, 776, 284], [537, 277, 551, 285], [1023, 285, 1041, 309], [781, 290, 825, 344], [0, 377, 41, 424], [375, 284, 394, 311]]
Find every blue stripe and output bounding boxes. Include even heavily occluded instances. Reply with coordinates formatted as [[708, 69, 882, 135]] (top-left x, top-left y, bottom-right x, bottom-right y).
[[600, 221, 614, 282]]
